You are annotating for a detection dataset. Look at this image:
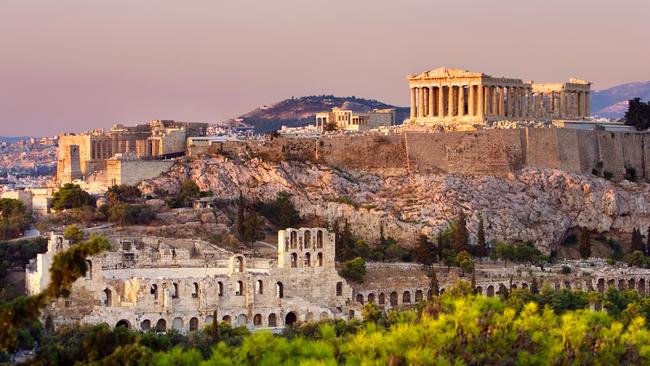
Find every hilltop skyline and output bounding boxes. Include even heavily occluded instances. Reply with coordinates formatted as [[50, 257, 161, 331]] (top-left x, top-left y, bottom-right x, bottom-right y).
[[1, 0, 650, 136]]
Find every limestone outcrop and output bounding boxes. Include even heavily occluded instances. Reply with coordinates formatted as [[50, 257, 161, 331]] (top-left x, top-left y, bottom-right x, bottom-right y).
[[140, 155, 650, 253]]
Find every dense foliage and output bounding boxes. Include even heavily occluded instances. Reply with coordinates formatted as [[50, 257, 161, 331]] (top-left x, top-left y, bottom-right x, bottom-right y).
[[624, 97, 650, 131], [107, 203, 156, 226], [0, 198, 32, 240], [256, 192, 301, 229], [15, 284, 650, 365], [339, 256, 366, 282], [51, 183, 96, 211], [105, 184, 142, 204], [0, 237, 47, 299]]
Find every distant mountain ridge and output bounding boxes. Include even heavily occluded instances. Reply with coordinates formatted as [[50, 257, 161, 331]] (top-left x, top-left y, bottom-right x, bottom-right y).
[[591, 81, 650, 119], [223, 95, 409, 133], [0, 136, 31, 143]]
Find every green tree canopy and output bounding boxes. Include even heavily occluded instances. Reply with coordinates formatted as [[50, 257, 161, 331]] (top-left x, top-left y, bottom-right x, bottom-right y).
[[51, 183, 95, 211], [624, 97, 650, 131], [0, 198, 31, 240]]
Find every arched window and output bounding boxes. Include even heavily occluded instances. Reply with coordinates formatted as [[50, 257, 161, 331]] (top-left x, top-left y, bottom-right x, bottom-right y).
[[236, 281, 243, 296], [222, 315, 231, 324], [253, 314, 262, 327], [276, 282, 284, 298], [150, 284, 158, 300], [317, 230, 323, 248], [290, 231, 297, 249], [336, 282, 343, 296], [368, 293, 375, 303], [378, 293, 385, 305], [256, 280, 263, 295], [356, 294, 364, 304], [155, 319, 166, 332], [171, 283, 179, 299], [237, 314, 247, 326], [290, 253, 298, 268], [141, 319, 151, 331], [304, 231, 311, 248], [172, 317, 183, 331], [103, 288, 112, 306], [192, 282, 199, 298], [116, 319, 131, 329], [218, 281, 224, 296], [403, 291, 411, 303], [390, 291, 398, 306], [189, 317, 199, 331], [268, 313, 277, 327], [415, 290, 423, 302], [317, 253, 323, 267], [305, 253, 311, 267], [236, 256, 244, 272]]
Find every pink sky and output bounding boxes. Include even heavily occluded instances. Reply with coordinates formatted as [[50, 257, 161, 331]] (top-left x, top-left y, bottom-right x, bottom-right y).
[[1, 0, 649, 136]]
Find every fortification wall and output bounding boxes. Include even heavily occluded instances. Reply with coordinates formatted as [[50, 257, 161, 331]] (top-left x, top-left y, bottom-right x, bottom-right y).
[[203, 128, 650, 181]]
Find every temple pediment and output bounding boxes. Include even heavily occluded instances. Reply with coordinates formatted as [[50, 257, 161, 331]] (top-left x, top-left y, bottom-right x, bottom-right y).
[[408, 67, 486, 80]]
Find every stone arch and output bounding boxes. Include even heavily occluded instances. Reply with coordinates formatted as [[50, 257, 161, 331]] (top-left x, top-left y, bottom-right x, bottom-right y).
[[476, 286, 483, 295], [304, 231, 311, 248], [639, 278, 646, 295], [253, 314, 262, 327], [189, 317, 199, 331], [521, 283, 528, 289], [102, 288, 112, 306], [378, 293, 385, 305], [628, 278, 636, 291], [306, 312, 314, 321], [415, 290, 423, 302], [320, 311, 329, 320], [155, 319, 167, 332], [205, 315, 213, 325], [172, 317, 183, 331], [607, 279, 615, 289], [218, 281, 224, 296], [511, 284, 517, 290], [317, 230, 323, 248], [141, 319, 151, 331], [285, 312, 297, 326], [487, 285, 494, 297], [222, 315, 232, 324], [368, 293, 375, 303], [317, 253, 323, 267], [563, 281, 571, 289], [115, 319, 131, 329], [171, 283, 179, 298], [618, 279, 626, 290], [236, 280, 244, 295], [597, 278, 605, 293], [403, 291, 411, 303], [236, 314, 247, 326], [236, 256, 244, 272], [256, 280, 264, 295], [390, 291, 398, 306], [305, 252, 311, 267], [276, 282, 284, 298], [336, 282, 343, 296], [268, 313, 277, 327], [498, 284, 508, 297], [356, 293, 364, 304], [291, 253, 298, 268], [290, 231, 297, 249]]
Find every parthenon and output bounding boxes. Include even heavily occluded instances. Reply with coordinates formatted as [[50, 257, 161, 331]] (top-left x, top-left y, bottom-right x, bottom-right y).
[[407, 67, 591, 126]]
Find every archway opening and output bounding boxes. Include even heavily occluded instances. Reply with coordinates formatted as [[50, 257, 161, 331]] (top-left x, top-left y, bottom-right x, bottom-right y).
[[285, 312, 297, 326], [116, 319, 131, 329]]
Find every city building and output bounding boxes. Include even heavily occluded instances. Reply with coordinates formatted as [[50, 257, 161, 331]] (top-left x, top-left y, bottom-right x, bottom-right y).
[[315, 107, 395, 132]]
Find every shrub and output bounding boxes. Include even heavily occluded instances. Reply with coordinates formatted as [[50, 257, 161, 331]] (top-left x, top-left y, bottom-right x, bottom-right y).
[[255, 192, 300, 228], [625, 166, 637, 181], [107, 204, 155, 226], [51, 183, 95, 211], [105, 185, 142, 203], [339, 257, 366, 282], [0, 198, 31, 240], [603, 171, 614, 180], [63, 225, 84, 243], [560, 265, 571, 274]]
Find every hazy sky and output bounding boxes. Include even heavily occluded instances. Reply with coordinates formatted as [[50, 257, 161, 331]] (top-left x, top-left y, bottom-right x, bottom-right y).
[[1, 0, 649, 136]]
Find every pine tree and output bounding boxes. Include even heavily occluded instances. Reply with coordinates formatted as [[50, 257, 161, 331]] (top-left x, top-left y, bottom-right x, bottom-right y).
[[451, 211, 469, 252], [476, 216, 487, 258], [631, 228, 644, 253], [428, 271, 440, 297], [578, 227, 591, 259], [415, 234, 435, 267]]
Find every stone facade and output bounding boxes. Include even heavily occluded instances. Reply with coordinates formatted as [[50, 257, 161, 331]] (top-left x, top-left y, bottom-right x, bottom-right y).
[[315, 107, 395, 132], [56, 120, 208, 184], [28, 229, 355, 332], [407, 67, 591, 127], [105, 155, 175, 187]]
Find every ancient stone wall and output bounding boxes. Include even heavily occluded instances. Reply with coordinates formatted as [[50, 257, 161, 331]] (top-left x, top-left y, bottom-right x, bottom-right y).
[[105, 159, 175, 187], [202, 128, 649, 181]]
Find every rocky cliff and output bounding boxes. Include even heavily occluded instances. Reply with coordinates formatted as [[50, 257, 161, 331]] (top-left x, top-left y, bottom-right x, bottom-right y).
[[139, 155, 650, 254]]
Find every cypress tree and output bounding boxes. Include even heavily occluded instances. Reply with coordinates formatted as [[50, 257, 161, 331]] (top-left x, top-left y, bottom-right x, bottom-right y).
[[477, 216, 487, 257], [578, 228, 591, 259], [631, 228, 644, 253]]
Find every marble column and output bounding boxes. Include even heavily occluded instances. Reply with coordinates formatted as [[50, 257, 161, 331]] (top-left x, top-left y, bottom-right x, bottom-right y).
[[458, 85, 465, 116], [580, 91, 586, 118], [429, 86, 435, 117], [477, 85, 484, 119], [498, 87, 505, 117], [585, 91, 590, 118], [410, 88, 416, 119], [417, 87, 425, 118], [559, 91, 566, 119], [438, 85, 445, 117], [468, 85, 476, 116], [491, 86, 497, 116], [448, 86, 455, 117]]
